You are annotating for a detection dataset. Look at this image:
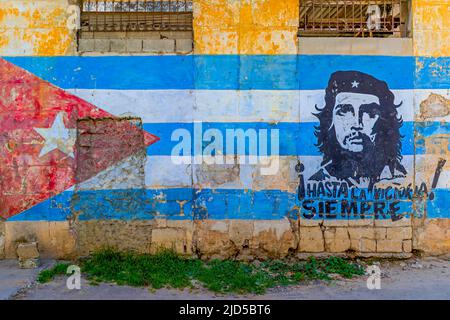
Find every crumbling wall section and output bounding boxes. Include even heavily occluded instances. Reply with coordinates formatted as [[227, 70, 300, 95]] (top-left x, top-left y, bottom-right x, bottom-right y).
[[0, 0, 448, 260]]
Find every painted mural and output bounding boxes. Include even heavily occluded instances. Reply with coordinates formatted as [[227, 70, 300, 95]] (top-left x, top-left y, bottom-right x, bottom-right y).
[[0, 55, 448, 224], [0, 0, 449, 258], [297, 70, 448, 221]]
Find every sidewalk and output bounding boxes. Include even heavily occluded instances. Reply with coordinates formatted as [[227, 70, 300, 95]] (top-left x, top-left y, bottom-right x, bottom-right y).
[[0, 259, 54, 300], [3, 257, 449, 300]]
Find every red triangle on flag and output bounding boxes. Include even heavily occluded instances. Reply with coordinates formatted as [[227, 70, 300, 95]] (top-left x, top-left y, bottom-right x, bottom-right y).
[[0, 58, 159, 219]]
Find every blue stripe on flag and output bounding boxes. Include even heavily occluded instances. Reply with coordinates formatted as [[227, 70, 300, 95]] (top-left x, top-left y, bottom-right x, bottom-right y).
[[143, 121, 424, 156], [4, 55, 448, 90], [7, 188, 449, 221]]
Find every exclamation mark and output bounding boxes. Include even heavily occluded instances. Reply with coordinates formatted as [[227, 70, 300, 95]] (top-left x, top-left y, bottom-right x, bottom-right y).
[[296, 162, 305, 200], [429, 158, 446, 200]]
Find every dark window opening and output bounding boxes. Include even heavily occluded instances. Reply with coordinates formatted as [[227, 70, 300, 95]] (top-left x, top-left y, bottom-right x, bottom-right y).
[[298, 0, 411, 37], [78, 1, 194, 53], [80, 0, 193, 33]]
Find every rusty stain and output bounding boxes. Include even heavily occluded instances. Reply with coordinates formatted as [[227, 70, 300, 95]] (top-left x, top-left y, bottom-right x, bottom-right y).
[[418, 93, 450, 120]]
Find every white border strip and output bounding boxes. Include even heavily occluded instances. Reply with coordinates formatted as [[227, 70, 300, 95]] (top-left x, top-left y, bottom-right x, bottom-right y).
[[65, 89, 450, 123]]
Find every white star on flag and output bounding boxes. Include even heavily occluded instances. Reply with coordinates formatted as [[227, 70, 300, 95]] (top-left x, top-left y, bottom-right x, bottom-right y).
[[34, 112, 77, 158]]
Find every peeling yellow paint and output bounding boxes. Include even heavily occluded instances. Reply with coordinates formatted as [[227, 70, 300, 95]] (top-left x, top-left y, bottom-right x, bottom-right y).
[[0, 30, 9, 48], [413, 0, 450, 57], [194, 0, 299, 55], [0, 1, 74, 56], [34, 28, 73, 56]]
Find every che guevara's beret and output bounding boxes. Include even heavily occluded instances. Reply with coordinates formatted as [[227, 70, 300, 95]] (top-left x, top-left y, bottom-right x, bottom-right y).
[[325, 70, 394, 105]]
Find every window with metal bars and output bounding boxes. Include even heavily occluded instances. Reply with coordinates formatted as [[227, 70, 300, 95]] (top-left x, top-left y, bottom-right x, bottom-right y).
[[298, 0, 411, 37], [80, 0, 193, 34]]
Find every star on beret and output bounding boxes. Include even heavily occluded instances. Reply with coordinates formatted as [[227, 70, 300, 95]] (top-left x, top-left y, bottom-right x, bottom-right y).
[[351, 80, 359, 88]]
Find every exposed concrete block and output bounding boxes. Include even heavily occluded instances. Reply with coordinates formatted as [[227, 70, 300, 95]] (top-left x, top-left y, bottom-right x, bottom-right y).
[[299, 239, 324, 253], [377, 240, 403, 253], [386, 227, 413, 240], [229, 220, 254, 247], [150, 228, 190, 254], [79, 32, 94, 39], [360, 239, 377, 253], [299, 226, 324, 252], [323, 227, 350, 252], [299, 218, 322, 227], [375, 227, 387, 240], [374, 217, 411, 227], [348, 219, 374, 227], [176, 39, 193, 53], [16, 241, 39, 260], [161, 31, 193, 39], [252, 220, 297, 258], [403, 240, 412, 253], [300, 226, 323, 239], [323, 227, 346, 239], [348, 227, 376, 240], [207, 220, 229, 233], [127, 39, 143, 52], [350, 238, 376, 253], [78, 39, 95, 52], [95, 31, 127, 39], [75, 220, 154, 256], [298, 38, 413, 56], [19, 259, 39, 269], [322, 219, 349, 227], [110, 39, 127, 53], [194, 220, 234, 259], [143, 39, 175, 53], [412, 218, 450, 256], [94, 39, 111, 52], [5, 222, 76, 259]]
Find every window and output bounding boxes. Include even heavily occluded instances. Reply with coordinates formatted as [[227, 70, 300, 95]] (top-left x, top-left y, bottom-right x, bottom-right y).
[[78, 0, 194, 53], [80, 0, 193, 34], [299, 0, 411, 37]]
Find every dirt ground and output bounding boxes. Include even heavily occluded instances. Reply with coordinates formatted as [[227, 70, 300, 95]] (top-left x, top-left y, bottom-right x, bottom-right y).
[[5, 257, 450, 300]]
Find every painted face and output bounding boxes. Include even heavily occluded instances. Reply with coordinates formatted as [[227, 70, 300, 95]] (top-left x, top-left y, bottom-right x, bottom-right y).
[[332, 92, 381, 153]]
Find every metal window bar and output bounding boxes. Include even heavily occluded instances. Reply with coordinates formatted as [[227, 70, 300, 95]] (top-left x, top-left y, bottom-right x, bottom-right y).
[[299, 0, 406, 37], [81, 0, 193, 32]]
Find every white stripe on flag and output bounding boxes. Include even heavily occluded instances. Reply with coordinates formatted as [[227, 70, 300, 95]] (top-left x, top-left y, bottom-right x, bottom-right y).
[[65, 89, 449, 123], [73, 155, 434, 191]]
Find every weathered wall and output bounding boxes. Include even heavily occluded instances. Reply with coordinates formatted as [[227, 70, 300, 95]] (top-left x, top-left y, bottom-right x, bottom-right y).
[[0, 0, 77, 55], [0, 0, 448, 259], [412, 0, 450, 255], [193, 0, 298, 54], [413, 0, 450, 57]]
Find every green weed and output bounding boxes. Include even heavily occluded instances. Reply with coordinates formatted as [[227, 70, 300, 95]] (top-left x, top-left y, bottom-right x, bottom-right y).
[[38, 249, 365, 294], [37, 263, 71, 283]]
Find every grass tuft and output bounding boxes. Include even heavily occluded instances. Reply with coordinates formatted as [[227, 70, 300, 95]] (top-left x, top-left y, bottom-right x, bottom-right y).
[[38, 249, 365, 294], [37, 263, 71, 283]]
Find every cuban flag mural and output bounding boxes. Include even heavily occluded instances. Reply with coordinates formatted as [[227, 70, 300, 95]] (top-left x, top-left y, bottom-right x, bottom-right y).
[[0, 58, 159, 221], [0, 55, 449, 222]]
